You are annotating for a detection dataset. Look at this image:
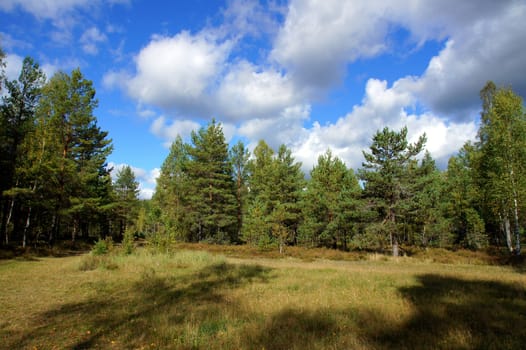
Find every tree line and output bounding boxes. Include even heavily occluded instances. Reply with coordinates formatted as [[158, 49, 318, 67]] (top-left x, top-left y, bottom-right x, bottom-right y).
[[149, 81, 525, 256], [1, 52, 525, 256], [0, 53, 140, 248]]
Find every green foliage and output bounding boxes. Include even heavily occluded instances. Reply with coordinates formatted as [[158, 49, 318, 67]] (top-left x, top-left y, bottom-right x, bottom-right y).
[[359, 126, 426, 255], [299, 149, 361, 249], [121, 227, 136, 255], [242, 141, 304, 251], [91, 237, 114, 256], [113, 165, 140, 238], [476, 81, 526, 254]]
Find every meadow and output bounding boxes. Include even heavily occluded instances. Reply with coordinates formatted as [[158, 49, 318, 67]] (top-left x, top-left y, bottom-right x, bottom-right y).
[[0, 244, 525, 349]]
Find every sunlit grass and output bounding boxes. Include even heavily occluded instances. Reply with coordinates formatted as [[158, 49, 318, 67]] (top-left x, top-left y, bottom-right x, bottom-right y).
[[0, 246, 525, 349]]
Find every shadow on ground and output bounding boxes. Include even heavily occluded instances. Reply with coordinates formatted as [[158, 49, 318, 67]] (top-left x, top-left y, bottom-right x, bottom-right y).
[[3, 266, 525, 349], [3, 261, 271, 349], [244, 274, 526, 350]]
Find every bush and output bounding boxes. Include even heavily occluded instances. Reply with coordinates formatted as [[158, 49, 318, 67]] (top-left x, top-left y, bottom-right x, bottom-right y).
[[91, 237, 113, 256], [121, 228, 136, 255]]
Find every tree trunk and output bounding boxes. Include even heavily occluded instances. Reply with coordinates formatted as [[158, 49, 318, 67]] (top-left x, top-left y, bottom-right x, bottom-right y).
[[4, 199, 15, 245], [513, 197, 521, 255], [23, 206, 31, 248], [502, 212, 513, 253], [392, 236, 399, 257], [72, 219, 77, 242]]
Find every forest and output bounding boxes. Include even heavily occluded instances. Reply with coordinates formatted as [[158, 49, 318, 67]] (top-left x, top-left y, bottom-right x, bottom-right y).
[[1, 51, 525, 257]]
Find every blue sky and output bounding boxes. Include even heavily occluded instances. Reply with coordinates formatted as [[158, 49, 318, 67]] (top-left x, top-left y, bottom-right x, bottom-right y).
[[2, 0, 526, 199]]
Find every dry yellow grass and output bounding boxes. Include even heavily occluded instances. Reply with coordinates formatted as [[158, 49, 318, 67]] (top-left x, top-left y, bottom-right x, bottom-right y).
[[0, 246, 525, 349]]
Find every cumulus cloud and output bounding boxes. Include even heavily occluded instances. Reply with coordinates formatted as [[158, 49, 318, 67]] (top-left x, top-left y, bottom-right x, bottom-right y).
[[4, 53, 23, 81], [271, 0, 389, 88], [400, 2, 526, 118], [127, 32, 232, 113], [215, 60, 299, 122], [149, 116, 201, 146], [80, 27, 107, 55], [106, 0, 523, 175], [238, 104, 310, 151], [292, 79, 477, 173], [272, 0, 526, 118], [119, 29, 303, 127]]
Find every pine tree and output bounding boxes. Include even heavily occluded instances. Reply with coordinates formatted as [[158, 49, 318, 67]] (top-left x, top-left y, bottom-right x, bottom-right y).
[[407, 152, 452, 247], [444, 144, 488, 249], [153, 135, 192, 240], [29, 68, 112, 243], [114, 165, 140, 237], [242, 141, 275, 246], [185, 120, 237, 242], [359, 126, 426, 256], [299, 149, 361, 249], [0, 57, 45, 246], [243, 141, 304, 251]]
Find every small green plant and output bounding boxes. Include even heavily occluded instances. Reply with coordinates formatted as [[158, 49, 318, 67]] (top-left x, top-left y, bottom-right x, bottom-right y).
[[148, 232, 175, 254], [91, 237, 113, 256], [121, 228, 136, 255]]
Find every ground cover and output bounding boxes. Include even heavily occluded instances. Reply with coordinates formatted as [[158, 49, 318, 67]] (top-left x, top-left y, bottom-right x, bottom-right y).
[[0, 246, 524, 349]]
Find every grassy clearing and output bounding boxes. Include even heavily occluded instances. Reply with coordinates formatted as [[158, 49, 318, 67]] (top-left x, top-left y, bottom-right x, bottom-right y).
[[0, 246, 525, 349]]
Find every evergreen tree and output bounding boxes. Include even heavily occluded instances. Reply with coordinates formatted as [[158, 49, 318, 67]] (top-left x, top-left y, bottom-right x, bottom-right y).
[[406, 152, 451, 247], [359, 126, 426, 256], [444, 144, 488, 249], [30, 68, 112, 243], [243, 141, 304, 251], [185, 120, 237, 242], [299, 149, 361, 249], [0, 57, 45, 246], [270, 145, 305, 251], [114, 165, 140, 237], [153, 135, 192, 240], [242, 140, 275, 246]]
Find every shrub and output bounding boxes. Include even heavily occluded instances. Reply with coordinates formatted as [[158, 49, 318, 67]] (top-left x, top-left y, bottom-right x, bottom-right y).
[[91, 237, 113, 256], [121, 228, 136, 255]]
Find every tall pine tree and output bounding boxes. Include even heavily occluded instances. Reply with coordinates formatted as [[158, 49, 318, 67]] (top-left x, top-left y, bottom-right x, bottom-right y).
[[359, 127, 426, 256], [185, 120, 237, 242]]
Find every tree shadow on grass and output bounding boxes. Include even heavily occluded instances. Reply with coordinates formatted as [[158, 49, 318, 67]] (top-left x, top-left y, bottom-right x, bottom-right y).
[[4, 262, 272, 349], [244, 274, 526, 350], [368, 274, 526, 350]]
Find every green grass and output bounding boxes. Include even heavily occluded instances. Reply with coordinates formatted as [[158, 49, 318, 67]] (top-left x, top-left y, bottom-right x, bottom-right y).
[[0, 246, 525, 349]]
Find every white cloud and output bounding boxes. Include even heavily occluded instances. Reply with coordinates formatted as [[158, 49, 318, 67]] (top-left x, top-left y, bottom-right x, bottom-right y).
[[272, 0, 526, 118], [4, 53, 61, 83], [219, 0, 285, 39], [238, 104, 310, 151], [400, 2, 526, 118], [292, 79, 477, 173], [215, 60, 299, 122], [150, 116, 201, 147], [4, 53, 23, 81], [80, 27, 107, 55], [106, 0, 523, 176], [127, 32, 232, 112], [272, 0, 390, 88], [0, 32, 32, 50], [0, 0, 92, 20]]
